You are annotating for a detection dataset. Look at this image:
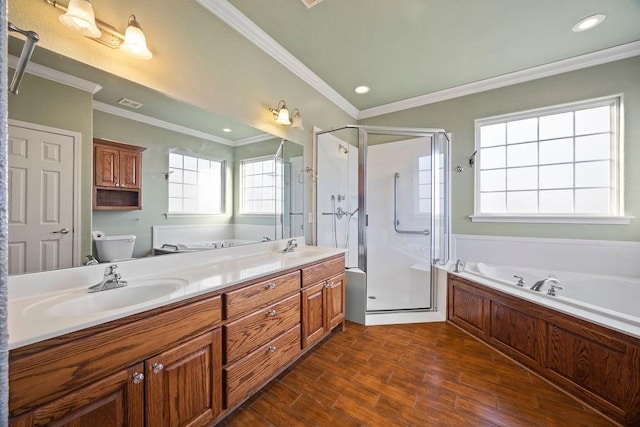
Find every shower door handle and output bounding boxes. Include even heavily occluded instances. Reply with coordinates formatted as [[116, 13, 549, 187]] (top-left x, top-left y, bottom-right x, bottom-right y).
[[393, 173, 430, 236]]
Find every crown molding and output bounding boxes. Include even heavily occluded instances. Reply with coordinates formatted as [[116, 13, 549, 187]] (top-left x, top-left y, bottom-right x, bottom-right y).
[[233, 133, 279, 146], [93, 101, 236, 146], [358, 41, 640, 119], [8, 55, 103, 95], [196, 0, 359, 119]]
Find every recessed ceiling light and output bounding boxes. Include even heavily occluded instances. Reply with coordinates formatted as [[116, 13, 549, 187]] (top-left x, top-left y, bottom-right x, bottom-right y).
[[354, 86, 371, 94], [572, 14, 606, 32], [222, 128, 232, 133]]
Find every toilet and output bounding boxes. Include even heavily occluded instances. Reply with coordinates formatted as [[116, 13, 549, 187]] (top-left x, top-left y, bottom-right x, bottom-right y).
[[95, 234, 136, 262]]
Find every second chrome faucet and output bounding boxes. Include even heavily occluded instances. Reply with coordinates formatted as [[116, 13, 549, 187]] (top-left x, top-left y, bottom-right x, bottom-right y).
[[88, 264, 128, 293]]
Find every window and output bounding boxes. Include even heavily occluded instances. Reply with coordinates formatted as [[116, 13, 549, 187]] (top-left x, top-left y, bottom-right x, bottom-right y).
[[240, 157, 282, 214], [473, 96, 627, 223], [417, 155, 431, 214], [168, 153, 225, 214]]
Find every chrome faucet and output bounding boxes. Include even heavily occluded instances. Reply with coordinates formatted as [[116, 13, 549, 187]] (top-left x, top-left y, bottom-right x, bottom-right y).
[[530, 276, 561, 292], [454, 259, 464, 273], [88, 264, 127, 293], [84, 254, 99, 266], [282, 239, 298, 253]]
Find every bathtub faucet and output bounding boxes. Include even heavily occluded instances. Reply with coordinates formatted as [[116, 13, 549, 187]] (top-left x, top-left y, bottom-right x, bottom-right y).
[[530, 276, 561, 293], [454, 259, 464, 273]]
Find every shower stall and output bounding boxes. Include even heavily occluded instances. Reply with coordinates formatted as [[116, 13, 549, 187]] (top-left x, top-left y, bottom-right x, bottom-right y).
[[314, 126, 450, 324]]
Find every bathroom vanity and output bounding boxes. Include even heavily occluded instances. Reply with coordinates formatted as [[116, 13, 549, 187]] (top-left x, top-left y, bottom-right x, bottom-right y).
[[7, 242, 345, 426]]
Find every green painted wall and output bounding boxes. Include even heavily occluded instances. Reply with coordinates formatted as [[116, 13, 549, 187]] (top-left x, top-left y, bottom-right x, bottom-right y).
[[93, 110, 235, 257], [7, 72, 94, 259], [360, 56, 640, 242]]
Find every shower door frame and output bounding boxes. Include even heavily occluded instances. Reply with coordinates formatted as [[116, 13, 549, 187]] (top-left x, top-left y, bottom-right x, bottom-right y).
[[314, 125, 450, 313]]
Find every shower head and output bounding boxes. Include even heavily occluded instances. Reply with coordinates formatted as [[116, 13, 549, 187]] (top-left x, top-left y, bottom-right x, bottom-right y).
[[338, 144, 349, 154]]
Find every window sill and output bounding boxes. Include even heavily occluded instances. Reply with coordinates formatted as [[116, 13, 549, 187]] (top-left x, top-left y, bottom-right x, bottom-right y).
[[164, 213, 227, 218], [469, 214, 634, 225]]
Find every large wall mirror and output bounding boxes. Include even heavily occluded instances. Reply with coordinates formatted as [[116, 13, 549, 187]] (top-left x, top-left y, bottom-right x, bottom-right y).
[[7, 38, 306, 275]]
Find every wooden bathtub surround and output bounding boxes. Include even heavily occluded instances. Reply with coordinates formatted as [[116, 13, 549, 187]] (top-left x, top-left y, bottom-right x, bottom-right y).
[[8, 254, 346, 427], [448, 274, 640, 426]]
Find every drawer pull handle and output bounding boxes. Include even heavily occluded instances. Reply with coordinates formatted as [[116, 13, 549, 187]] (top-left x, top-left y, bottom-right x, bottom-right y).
[[152, 363, 164, 374], [132, 372, 144, 384], [267, 309, 277, 316], [266, 283, 277, 290], [268, 346, 277, 353]]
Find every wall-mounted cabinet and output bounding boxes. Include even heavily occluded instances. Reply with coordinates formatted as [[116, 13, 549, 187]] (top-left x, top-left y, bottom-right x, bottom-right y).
[[93, 138, 146, 210]]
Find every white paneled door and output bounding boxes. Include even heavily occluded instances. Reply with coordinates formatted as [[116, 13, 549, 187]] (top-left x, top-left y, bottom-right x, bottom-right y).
[[8, 124, 76, 274]]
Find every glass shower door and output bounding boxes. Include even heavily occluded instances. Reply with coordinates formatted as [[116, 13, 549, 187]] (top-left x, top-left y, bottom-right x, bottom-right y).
[[365, 134, 433, 311]]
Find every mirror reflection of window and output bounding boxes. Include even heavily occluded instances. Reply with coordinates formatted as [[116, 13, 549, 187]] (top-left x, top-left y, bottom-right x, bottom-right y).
[[168, 152, 225, 214], [240, 157, 283, 214]]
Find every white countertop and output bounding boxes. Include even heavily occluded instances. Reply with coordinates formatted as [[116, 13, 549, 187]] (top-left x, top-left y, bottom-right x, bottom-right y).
[[8, 240, 344, 350]]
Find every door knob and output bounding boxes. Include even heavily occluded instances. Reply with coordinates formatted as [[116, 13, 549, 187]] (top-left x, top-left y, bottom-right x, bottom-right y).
[[132, 372, 144, 384], [52, 228, 70, 234]]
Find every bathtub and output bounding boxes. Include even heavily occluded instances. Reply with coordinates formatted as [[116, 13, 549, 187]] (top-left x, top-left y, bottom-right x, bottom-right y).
[[154, 239, 259, 254], [455, 261, 640, 339]]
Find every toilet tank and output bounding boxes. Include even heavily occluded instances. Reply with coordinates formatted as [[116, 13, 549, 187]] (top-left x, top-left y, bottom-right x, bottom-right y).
[[95, 234, 136, 262]]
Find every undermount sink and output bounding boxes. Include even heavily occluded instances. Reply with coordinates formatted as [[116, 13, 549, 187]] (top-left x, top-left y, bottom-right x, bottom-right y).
[[280, 248, 327, 259], [25, 278, 188, 318]]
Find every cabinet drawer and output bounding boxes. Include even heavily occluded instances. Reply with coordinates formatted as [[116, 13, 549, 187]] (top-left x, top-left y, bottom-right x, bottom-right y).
[[225, 294, 300, 364], [224, 271, 300, 320], [302, 256, 344, 287], [224, 325, 301, 409]]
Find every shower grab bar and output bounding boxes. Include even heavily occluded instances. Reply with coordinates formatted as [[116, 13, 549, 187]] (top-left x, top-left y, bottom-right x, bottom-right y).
[[394, 173, 430, 236]]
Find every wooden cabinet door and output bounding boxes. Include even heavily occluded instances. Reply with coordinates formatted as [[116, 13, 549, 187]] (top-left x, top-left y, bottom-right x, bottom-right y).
[[301, 283, 326, 348], [119, 149, 141, 189], [10, 364, 144, 427], [325, 273, 346, 330], [94, 144, 119, 188], [145, 330, 222, 427]]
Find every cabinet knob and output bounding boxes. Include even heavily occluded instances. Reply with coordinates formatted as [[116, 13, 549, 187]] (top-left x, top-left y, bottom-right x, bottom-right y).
[[132, 372, 144, 384], [152, 363, 164, 374], [267, 309, 277, 317], [265, 283, 276, 290], [268, 346, 277, 353]]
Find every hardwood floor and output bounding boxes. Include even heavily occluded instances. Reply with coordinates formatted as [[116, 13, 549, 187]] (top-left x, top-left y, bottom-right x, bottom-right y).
[[219, 321, 616, 426]]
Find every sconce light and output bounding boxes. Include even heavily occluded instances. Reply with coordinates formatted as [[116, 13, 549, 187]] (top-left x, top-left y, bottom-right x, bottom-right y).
[[269, 100, 303, 129], [59, 0, 101, 38], [120, 15, 153, 60], [290, 108, 304, 130], [44, 0, 152, 60]]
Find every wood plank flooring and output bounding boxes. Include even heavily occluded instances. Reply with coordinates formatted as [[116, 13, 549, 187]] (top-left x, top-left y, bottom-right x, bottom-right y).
[[219, 321, 616, 426]]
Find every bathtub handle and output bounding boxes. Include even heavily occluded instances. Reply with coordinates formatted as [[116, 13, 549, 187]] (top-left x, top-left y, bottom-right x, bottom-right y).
[[547, 284, 563, 296], [513, 275, 525, 287], [394, 173, 430, 236]]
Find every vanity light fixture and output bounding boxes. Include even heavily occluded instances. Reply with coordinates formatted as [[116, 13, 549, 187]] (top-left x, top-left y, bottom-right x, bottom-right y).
[[269, 100, 303, 128], [290, 109, 304, 130], [120, 15, 153, 60], [44, 0, 153, 60], [59, 0, 101, 38], [270, 100, 291, 125]]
